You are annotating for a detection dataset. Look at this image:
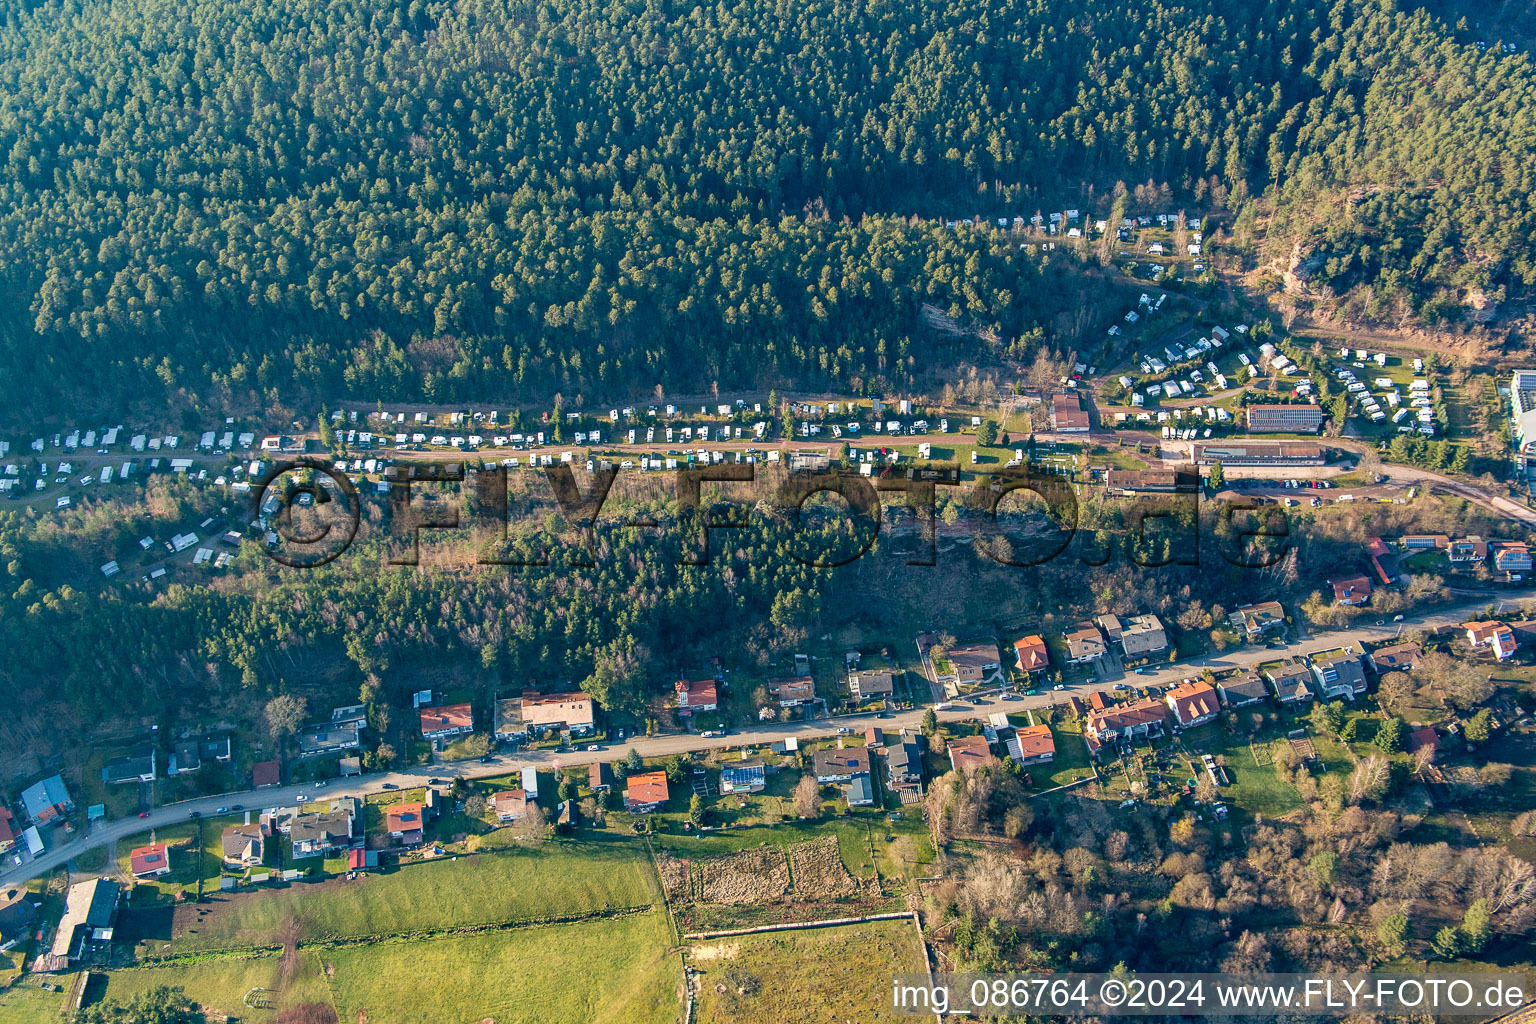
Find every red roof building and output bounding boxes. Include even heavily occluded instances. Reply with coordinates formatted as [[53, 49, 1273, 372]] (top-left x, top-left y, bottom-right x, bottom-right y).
[[0, 808, 16, 854], [1013, 635, 1049, 675], [626, 771, 670, 812], [1008, 724, 1056, 765], [674, 678, 718, 713], [1330, 573, 1373, 606], [1165, 681, 1219, 728], [385, 802, 426, 845], [129, 842, 170, 878], [947, 734, 994, 773], [419, 703, 474, 740], [251, 760, 281, 788]]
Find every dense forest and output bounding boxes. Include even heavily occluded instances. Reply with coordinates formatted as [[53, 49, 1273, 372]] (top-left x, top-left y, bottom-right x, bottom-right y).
[[0, 0, 1532, 418]]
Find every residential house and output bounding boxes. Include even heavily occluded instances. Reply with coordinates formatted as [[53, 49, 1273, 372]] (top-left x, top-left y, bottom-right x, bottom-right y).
[[1165, 681, 1219, 728], [128, 843, 170, 878], [200, 733, 232, 764], [1247, 403, 1324, 433], [1008, 724, 1056, 766], [299, 705, 368, 756], [259, 807, 297, 836], [385, 802, 427, 845], [937, 641, 1002, 686], [518, 692, 597, 737], [1116, 614, 1168, 658], [1012, 635, 1049, 678], [886, 740, 924, 800], [1263, 661, 1313, 703], [720, 761, 767, 794], [101, 746, 156, 785], [1408, 727, 1440, 756], [1085, 698, 1169, 747], [419, 703, 474, 741], [170, 737, 203, 775], [1448, 538, 1489, 563], [625, 771, 670, 813], [813, 746, 872, 783], [0, 886, 36, 945], [1217, 670, 1269, 708], [1308, 647, 1368, 699], [1329, 574, 1373, 606], [845, 774, 875, 806], [674, 678, 719, 714], [864, 726, 887, 749], [1230, 601, 1286, 640], [1063, 623, 1108, 664], [849, 670, 895, 700], [490, 789, 529, 823], [588, 762, 614, 793], [1464, 621, 1519, 660], [1367, 641, 1423, 673], [1493, 542, 1533, 578], [19, 775, 73, 826], [1366, 537, 1400, 586], [766, 675, 815, 706], [220, 824, 263, 869], [0, 808, 15, 855], [1401, 534, 1450, 551], [251, 760, 281, 788], [290, 808, 355, 858], [947, 734, 994, 773]]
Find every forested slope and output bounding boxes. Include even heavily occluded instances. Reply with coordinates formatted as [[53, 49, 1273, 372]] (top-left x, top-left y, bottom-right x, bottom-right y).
[[0, 0, 1531, 415]]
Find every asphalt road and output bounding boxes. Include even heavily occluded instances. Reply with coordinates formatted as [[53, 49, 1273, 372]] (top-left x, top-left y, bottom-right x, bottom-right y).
[[5, 589, 1531, 891]]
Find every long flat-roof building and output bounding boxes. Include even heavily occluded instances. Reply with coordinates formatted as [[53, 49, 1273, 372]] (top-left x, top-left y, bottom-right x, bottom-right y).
[[1247, 404, 1324, 433], [1191, 442, 1325, 466], [1104, 468, 1198, 495]]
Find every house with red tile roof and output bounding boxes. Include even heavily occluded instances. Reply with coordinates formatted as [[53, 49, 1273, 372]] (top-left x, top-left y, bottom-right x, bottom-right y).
[[947, 734, 994, 773], [1464, 621, 1519, 660], [1006, 724, 1055, 766], [1329, 573, 1373, 606], [251, 760, 281, 789], [625, 771, 670, 812], [1165, 681, 1219, 728], [1012, 635, 1049, 677], [1085, 698, 1169, 748], [419, 703, 474, 741], [385, 802, 427, 846], [129, 843, 170, 878], [674, 678, 718, 713]]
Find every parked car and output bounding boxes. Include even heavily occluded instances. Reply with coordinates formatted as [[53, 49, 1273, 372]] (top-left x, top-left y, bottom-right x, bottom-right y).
[[381, 783, 398, 790]]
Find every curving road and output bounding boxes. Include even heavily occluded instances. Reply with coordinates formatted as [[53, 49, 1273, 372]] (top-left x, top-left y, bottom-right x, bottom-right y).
[[6, 589, 1532, 891]]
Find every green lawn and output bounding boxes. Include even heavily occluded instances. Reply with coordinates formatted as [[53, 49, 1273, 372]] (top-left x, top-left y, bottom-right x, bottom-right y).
[[163, 840, 660, 952], [0, 980, 69, 1024], [98, 911, 679, 1024], [646, 812, 933, 884], [96, 949, 334, 1023], [325, 910, 679, 1024], [690, 918, 926, 1024]]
